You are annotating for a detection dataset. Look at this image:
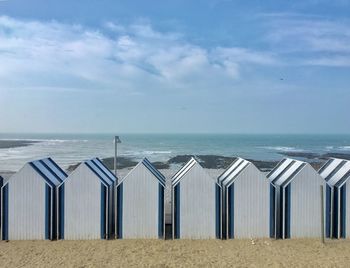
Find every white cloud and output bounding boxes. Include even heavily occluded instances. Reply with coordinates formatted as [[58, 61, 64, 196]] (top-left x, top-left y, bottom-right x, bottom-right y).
[[261, 13, 350, 67], [0, 16, 277, 94]]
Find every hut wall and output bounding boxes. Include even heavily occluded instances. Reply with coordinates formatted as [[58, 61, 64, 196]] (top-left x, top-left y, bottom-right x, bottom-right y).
[[232, 165, 270, 238], [177, 164, 217, 239], [63, 164, 104, 240], [290, 165, 324, 238], [7, 165, 47, 240], [121, 165, 161, 239]]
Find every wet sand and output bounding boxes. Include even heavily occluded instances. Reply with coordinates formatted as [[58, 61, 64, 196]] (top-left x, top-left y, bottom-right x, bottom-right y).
[[0, 239, 349, 267]]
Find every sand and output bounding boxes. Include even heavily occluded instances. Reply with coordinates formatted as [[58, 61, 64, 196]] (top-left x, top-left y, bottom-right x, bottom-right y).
[[1, 239, 350, 267]]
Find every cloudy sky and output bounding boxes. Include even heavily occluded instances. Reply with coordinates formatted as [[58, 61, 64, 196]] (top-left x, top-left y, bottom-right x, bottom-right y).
[[0, 0, 349, 134]]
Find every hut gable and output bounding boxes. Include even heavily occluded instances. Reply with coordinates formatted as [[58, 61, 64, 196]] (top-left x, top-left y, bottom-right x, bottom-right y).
[[171, 158, 220, 239], [218, 158, 270, 239], [320, 158, 350, 188], [117, 158, 165, 239], [268, 158, 307, 188], [120, 158, 165, 187], [269, 158, 324, 239], [91, 158, 117, 184], [60, 162, 106, 240], [172, 157, 215, 187], [319, 158, 350, 239], [2, 158, 65, 240], [217, 158, 251, 188]]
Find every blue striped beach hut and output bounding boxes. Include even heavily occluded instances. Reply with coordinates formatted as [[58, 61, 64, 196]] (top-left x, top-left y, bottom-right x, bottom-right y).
[[319, 158, 350, 239], [116, 158, 165, 239], [172, 158, 221, 239], [268, 158, 324, 239], [218, 158, 270, 239], [57, 158, 116, 240], [1, 158, 66, 240]]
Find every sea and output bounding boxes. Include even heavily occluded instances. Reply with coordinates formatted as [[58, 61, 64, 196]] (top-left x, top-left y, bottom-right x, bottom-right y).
[[0, 133, 350, 172]]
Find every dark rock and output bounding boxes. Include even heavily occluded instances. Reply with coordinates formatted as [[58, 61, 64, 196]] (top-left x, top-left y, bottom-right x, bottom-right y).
[[320, 153, 350, 161], [168, 154, 236, 169], [101, 157, 138, 170], [277, 151, 321, 159], [0, 140, 40, 149], [152, 162, 170, 170], [248, 159, 279, 171]]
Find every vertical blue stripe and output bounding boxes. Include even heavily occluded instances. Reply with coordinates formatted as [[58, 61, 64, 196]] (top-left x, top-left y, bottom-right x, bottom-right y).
[[228, 184, 234, 239], [100, 184, 106, 239], [285, 185, 291, 239], [45, 185, 51, 240], [269, 184, 275, 238], [158, 184, 164, 238], [59, 184, 65, 239], [174, 183, 180, 239], [341, 185, 346, 238], [221, 189, 226, 239], [333, 189, 339, 238], [117, 183, 123, 239], [325, 185, 331, 238], [2, 184, 8, 240], [215, 184, 221, 239]]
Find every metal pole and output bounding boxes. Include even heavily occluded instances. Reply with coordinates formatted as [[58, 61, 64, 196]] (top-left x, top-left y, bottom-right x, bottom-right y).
[[320, 185, 325, 244], [114, 136, 118, 179]]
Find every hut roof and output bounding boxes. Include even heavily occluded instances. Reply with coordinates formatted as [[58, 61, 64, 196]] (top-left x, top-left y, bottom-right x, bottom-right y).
[[217, 157, 251, 187], [171, 157, 197, 186], [171, 157, 215, 187], [319, 158, 350, 188], [84, 160, 113, 186], [267, 158, 307, 187], [119, 158, 165, 187], [29, 158, 67, 187], [91, 158, 117, 183], [41, 157, 67, 181]]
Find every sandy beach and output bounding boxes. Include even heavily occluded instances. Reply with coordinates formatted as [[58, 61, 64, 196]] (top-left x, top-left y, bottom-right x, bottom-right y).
[[0, 239, 350, 267]]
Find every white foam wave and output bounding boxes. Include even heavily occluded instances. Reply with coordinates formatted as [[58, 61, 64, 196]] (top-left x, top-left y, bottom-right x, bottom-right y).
[[262, 146, 303, 152]]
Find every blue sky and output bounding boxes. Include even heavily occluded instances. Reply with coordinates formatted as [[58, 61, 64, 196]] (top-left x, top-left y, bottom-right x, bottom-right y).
[[0, 0, 349, 134]]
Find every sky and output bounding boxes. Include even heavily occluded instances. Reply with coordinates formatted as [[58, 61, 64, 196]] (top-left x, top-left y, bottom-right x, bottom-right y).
[[0, 0, 349, 134]]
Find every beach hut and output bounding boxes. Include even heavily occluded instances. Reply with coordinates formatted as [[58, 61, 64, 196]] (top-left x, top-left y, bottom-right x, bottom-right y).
[[58, 158, 116, 240], [1, 158, 66, 240], [116, 158, 165, 239], [171, 158, 221, 239], [268, 158, 324, 239], [218, 158, 271, 239], [319, 158, 350, 239]]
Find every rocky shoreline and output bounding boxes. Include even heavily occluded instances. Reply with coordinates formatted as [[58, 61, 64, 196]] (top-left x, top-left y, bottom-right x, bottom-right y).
[[66, 152, 342, 173], [0, 140, 40, 149]]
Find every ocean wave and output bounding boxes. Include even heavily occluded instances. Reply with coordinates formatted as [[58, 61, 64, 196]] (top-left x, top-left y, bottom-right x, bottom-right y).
[[143, 150, 172, 155], [338, 146, 350, 151], [261, 146, 304, 152]]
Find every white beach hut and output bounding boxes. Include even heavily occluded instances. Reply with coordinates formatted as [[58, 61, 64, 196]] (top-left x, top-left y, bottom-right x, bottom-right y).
[[218, 158, 271, 239], [171, 158, 221, 239], [268, 158, 324, 239], [319, 158, 350, 239], [58, 158, 116, 240], [1, 158, 66, 240], [116, 158, 165, 239]]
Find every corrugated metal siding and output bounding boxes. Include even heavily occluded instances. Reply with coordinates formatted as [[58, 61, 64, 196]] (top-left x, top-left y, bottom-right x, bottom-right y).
[[290, 165, 324, 238], [63, 164, 102, 240], [8, 164, 46, 240], [232, 165, 270, 238], [121, 164, 160, 239], [177, 164, 216, 239]]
